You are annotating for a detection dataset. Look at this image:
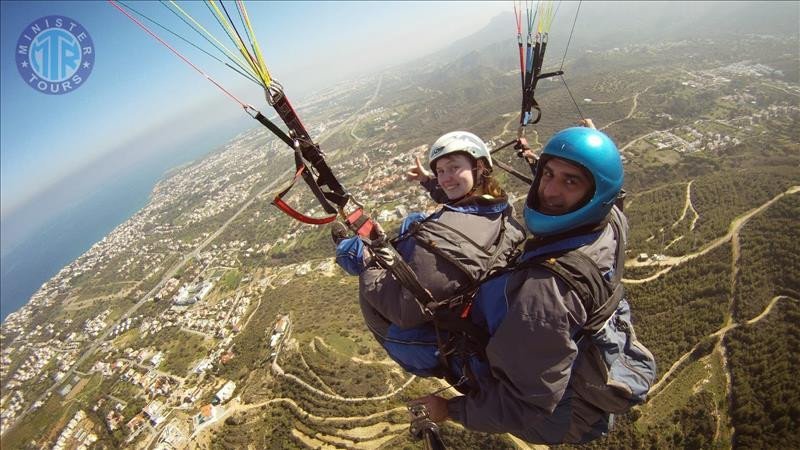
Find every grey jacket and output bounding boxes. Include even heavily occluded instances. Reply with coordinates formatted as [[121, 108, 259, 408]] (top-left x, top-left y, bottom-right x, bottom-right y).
[[359, 196, 526, 339], [447, 206, 628, 444]]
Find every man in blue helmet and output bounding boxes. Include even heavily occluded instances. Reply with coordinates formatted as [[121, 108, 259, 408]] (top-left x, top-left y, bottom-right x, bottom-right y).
[[410, 122, 656, 444]]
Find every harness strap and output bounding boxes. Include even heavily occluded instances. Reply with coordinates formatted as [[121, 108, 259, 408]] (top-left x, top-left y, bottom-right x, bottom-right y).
[[372, 246, 437, 316], [291, 150, 340, 215], [250, 89, 357, 226], [269, 89, 349, 202], [493, 158, 533, 185], [252, 111, 295, 148], [251, 108, 348, 219], [345, 208, 375, 238], [434, 211, 625, 382], [271, 165, 337, 224], [516, 209, 627, 335]]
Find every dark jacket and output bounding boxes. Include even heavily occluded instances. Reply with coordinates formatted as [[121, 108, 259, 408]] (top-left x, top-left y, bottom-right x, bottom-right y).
[[446, 206, 628, 444], [359, 193, 526, 340]]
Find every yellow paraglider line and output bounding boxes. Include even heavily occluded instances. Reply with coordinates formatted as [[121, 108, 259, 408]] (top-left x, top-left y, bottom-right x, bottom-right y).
[[206, 0, 271, 87], [537, 0, 556, 34], [163, 0, 256, 81], [236, 0, 271, 87]]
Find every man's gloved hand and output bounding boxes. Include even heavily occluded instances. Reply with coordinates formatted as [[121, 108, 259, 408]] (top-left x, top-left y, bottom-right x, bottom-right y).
[[335, 236, 367, 275]]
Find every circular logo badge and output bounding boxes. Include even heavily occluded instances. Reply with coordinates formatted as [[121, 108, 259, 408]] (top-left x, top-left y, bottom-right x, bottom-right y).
[[16, 15, 95, 95]]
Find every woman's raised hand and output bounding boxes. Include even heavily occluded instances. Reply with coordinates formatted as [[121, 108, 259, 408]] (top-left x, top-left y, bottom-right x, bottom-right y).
[[406, 155, 433, 183]]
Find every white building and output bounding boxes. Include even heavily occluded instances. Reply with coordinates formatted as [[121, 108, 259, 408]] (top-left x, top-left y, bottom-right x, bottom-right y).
[[212, 380, 236, 405]]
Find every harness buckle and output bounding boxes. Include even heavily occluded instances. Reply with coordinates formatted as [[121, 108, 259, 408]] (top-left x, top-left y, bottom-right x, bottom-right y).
[[408, 404, 439, 441]]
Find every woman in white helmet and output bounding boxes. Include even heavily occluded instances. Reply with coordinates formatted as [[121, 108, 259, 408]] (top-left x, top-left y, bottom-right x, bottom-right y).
[[334, 131, 525, 379]]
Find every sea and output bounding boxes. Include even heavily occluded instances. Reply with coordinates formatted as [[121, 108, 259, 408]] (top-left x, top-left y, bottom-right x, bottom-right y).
[[0, 132, 240, 323]]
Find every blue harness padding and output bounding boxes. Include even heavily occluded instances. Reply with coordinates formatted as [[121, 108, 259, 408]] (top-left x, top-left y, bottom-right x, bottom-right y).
[[335, 236, 366, 275], [400, 212, 429, 235], [383, 324, 440, 377], [381, 231, 603, 379], [518, 231, 603, 262]]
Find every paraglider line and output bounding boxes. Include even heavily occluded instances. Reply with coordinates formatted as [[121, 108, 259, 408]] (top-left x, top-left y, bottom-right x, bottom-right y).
[[109, 0, 249, 107], [560, 75, 585, 121], [560, 0, 581, 71], [159, 0, 259, 84], [218, 0, 262, 81], [118, 0, 260, 86], [205, 0, 268, 86], [232, 1, 259, 70]]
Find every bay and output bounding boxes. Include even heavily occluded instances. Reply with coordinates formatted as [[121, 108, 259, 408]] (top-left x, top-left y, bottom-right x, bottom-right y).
[[0, 132, 237, 322]]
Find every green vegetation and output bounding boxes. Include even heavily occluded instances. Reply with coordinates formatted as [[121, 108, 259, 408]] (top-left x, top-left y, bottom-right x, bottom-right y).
[[627, 244, 732, 369], [638, 340, 727, 430], [734, 194, 800, 321], [625, 166, 798, 258], [161, 330, 214, 376], [219, 269, 243, 292], [726, 299, 800, 448], [691, 167, 797, 250], [110, 378, 141, 400], [1, 395, 81, 450], [626, 182, 687, 254]]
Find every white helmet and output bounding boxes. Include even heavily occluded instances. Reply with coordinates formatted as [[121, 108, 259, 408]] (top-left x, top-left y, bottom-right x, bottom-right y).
[[428, 131, 492, 172]]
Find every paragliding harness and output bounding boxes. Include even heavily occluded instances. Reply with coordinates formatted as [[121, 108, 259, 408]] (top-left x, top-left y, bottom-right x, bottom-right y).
[[247, 84, 377, 238], [508, 209, 656, 414], [364, 206, 521, 390], [407, 205, 656, 415]]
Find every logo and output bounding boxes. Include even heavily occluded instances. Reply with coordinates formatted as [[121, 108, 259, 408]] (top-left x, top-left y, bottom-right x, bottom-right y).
[[431, 146, 445, 157], [16, 15, 95, 95]]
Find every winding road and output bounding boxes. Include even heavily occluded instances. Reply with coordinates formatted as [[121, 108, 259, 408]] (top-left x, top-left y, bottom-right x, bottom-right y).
[[671, 180, 700, 231], [623, 185, 799, 283], [600, 85, 652, 131], [642, 183, 798, 443], [650, 295, 792, 396]]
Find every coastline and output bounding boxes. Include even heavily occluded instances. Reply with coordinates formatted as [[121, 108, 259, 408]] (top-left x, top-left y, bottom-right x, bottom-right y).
[[0, 149, 213, 324]]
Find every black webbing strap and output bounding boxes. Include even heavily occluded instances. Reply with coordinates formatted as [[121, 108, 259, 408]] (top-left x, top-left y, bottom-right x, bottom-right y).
[[533, 38, 547, 86], [270, 91, 349, 204], [251, 111, 342, 216], [253, 111, 294, 148], [251, 94, 363, 229], [515, 211, 626, 335], [433, 309, 490, 352], [493, 159, 533, 184], [372, 245, 437, 316]]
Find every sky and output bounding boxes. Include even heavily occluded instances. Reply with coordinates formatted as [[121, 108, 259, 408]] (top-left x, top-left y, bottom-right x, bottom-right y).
[[0, 0, 509, 248]]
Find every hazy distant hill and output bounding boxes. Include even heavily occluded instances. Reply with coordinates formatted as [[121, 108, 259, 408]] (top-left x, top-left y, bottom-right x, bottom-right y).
[[411, 2, 800, 74]]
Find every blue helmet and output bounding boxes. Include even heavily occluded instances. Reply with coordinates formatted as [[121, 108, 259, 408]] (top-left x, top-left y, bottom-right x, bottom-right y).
[[524, 127, 623, 236]]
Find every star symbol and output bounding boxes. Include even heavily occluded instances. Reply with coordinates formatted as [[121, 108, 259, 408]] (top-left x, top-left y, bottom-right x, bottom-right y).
[[20, 60, 28, 68], [82, 61, 91, 69]]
